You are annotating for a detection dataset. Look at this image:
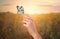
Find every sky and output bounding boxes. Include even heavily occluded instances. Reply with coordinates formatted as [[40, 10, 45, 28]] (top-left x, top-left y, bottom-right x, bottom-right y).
[[0, 0, 60, 14]]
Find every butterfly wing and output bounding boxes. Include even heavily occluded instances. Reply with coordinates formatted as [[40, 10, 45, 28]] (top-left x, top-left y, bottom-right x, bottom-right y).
[[17, 6, 24, 15]]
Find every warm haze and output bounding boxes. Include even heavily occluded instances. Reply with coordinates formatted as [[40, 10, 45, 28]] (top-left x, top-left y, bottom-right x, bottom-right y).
[[0, 0, 60, 14]]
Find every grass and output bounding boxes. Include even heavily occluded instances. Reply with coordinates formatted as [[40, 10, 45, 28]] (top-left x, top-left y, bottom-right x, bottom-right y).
[[0, 12, 60, 39]]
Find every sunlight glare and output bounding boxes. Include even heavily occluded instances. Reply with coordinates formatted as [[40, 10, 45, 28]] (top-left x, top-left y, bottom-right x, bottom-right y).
[[24, 5, 37, 14]]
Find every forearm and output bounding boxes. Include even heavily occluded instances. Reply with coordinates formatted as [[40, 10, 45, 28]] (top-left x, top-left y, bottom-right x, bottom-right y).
[[32, 32, 42, 39]]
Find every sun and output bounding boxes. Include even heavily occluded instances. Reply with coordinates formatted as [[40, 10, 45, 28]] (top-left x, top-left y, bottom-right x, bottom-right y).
[[28, 9, 35, 14], [24, 5, 37, 14], [25, 8, 35, 14]]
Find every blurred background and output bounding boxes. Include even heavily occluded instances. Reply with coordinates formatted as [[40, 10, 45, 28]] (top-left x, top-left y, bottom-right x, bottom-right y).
[[0, 0, 60, 39], [0, 12, 60, 39]]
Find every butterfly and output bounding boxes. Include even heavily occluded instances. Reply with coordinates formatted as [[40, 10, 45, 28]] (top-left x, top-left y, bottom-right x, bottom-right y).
[[17, 6, 24, 15]]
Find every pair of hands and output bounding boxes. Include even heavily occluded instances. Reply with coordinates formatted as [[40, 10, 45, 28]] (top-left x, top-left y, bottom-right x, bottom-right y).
[[22, 14, 42, 39]]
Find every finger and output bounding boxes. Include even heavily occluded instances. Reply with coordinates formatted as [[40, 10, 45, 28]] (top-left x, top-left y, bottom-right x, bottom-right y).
[[23, 24, 28, 27], [23, 18, 32, 23], [24, 17, 33, 22], [23, 20, 28, 24], [23, 14, 33, 21], [23, 20, 29, 27], [24, 16, 31, 20], [23, 14, 31, 19]]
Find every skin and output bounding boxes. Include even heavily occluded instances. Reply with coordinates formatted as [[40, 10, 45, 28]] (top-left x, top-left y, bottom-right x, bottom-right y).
[[22, 14, 42, 39]]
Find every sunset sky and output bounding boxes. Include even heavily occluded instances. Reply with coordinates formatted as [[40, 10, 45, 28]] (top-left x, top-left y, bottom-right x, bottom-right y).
[[0, 0, 60, 14]]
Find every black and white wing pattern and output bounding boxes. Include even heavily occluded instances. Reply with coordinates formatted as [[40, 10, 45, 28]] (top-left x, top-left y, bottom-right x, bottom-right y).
[[17, 6, 24, 15]]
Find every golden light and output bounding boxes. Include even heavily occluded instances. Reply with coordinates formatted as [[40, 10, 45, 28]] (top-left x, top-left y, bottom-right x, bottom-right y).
[[0, 0, 60, 14], [23, 5, 37, 14], [26, 9, 35, 14]]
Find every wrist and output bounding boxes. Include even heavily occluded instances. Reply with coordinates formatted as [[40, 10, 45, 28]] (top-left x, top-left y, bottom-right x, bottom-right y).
[[31, 32, 38, 37], [33, 32, 39, 38], [32, 32, 42, 39]]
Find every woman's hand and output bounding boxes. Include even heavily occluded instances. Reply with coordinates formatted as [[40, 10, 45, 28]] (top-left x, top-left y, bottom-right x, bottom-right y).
[[23, 14, 42, 39]]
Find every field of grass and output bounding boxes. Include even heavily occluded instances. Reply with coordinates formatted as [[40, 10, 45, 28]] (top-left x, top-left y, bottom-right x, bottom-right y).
[[0, 12, 60, 39]]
